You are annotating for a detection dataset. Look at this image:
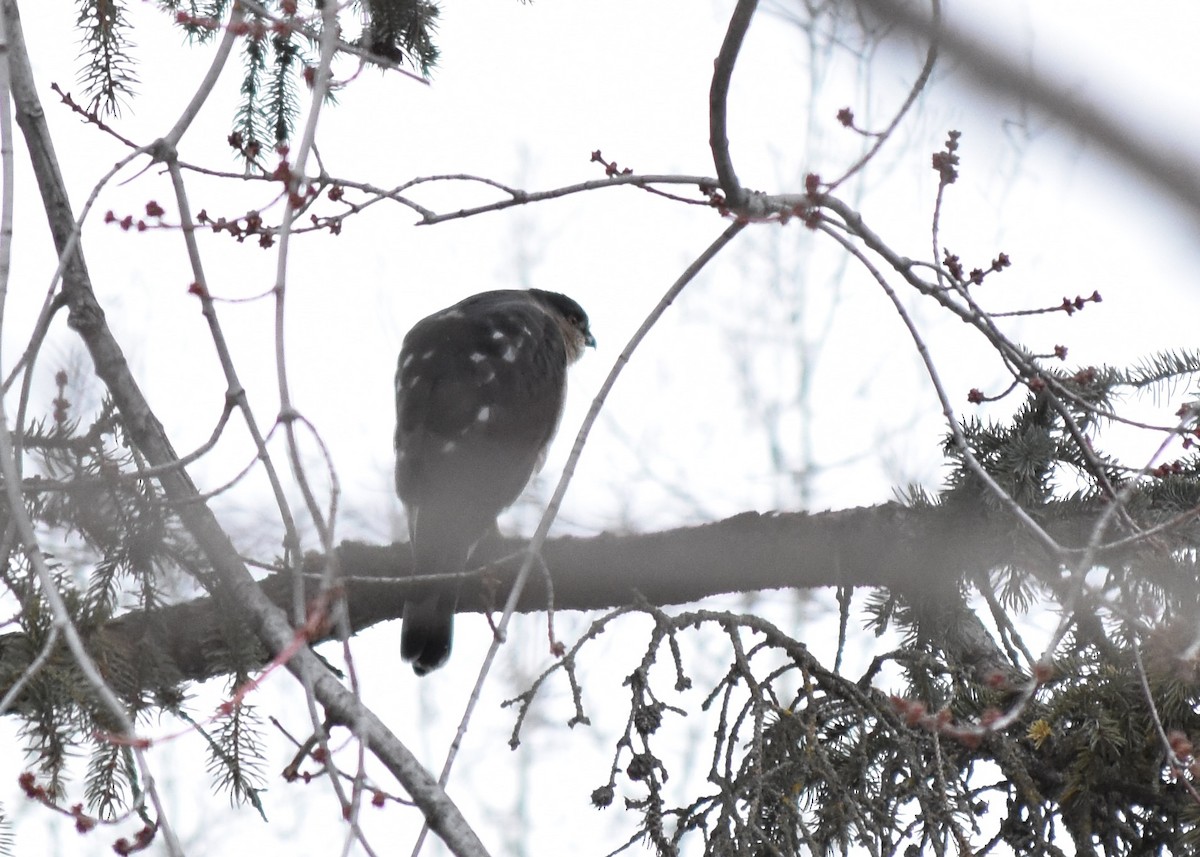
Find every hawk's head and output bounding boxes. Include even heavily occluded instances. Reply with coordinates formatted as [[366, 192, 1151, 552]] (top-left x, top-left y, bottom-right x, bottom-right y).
[[530, 289, 596, 362]]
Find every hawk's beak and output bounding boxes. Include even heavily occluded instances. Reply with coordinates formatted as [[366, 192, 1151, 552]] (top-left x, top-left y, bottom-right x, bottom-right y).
[[584, 331, 597, 349]]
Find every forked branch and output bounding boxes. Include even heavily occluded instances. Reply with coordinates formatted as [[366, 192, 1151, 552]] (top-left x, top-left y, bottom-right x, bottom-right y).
[[2, 2, 486, 853]]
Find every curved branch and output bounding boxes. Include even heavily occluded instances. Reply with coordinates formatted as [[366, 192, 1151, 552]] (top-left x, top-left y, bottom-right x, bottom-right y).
[[4, 4, 486, 854], [428, 219, 748, 819], [709, 0, 758, 210], [827, 0, 940, 191]]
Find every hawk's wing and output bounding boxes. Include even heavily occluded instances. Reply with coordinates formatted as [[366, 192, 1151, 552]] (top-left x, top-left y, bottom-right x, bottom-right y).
[[394, 291, 569, 554]]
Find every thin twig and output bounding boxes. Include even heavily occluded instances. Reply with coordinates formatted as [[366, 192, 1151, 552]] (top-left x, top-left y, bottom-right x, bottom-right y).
[[827, 0, 940, 191], [7, 4, 486, 851], [0, 7, 184, 851], [262, 4, 359, 822], [8, 142, 151, 456], [817, 220, 1062, 557], [164, 171, 305, 551], [237, 0, 429, 86], [410, 218, 748, 855], [0, 624, 58, 715], [417, 172, 720, 225], [160, 0, 242, 149], [272, 2, 343, 570], [1130, 633, 1200, 804]]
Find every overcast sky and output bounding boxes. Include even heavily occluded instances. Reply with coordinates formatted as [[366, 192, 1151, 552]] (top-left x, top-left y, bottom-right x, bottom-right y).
[[4, 1, 1200, 855]]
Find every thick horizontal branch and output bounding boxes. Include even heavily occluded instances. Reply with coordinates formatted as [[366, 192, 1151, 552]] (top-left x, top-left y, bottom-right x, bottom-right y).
[[1, 499, 1117, 704]]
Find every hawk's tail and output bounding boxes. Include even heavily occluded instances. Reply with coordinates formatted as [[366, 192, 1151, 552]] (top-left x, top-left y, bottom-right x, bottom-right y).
[[401, 592, 455, 676]]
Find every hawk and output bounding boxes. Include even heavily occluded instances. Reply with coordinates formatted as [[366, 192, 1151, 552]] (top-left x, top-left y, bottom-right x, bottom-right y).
[[395, 289, 595, 675]]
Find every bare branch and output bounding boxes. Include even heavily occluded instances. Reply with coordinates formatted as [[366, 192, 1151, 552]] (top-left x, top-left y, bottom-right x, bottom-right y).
[[827, 0, 940, 191], [0, 10, 181, 851], [416, 172, 720, 225], [817, 220, 1062, 557], [414, 217, 749, 854], [160, 0, 243, 149], [0, 498, 1130, 706], [4, 3, 488, 852], [268, 2, 358, 824], [709, 0, 759, 210], [237, 0, 430, 87]]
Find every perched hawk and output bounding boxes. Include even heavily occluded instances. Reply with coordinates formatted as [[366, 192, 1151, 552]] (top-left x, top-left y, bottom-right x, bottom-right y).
[[394, 289, 595, 675]]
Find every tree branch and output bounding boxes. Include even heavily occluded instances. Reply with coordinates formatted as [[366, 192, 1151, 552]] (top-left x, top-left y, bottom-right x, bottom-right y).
[[709, 0, 758, 210], [3, 3, 486, 853], [0, 498, 1126, 704]]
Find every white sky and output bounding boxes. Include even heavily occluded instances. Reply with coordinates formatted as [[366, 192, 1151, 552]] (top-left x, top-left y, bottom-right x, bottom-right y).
[[3, 1, 1200, 855]]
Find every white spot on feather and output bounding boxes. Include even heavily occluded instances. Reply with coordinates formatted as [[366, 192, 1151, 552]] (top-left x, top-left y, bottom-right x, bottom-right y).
[[477, 406, 491, 423], [469, 352, 487, 363], [491, 329, 506, 340], [502, 344, 518, 362], [421, 349, 435, 360], [441, 440, 457, 453], [401, 353, 415, 369]]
